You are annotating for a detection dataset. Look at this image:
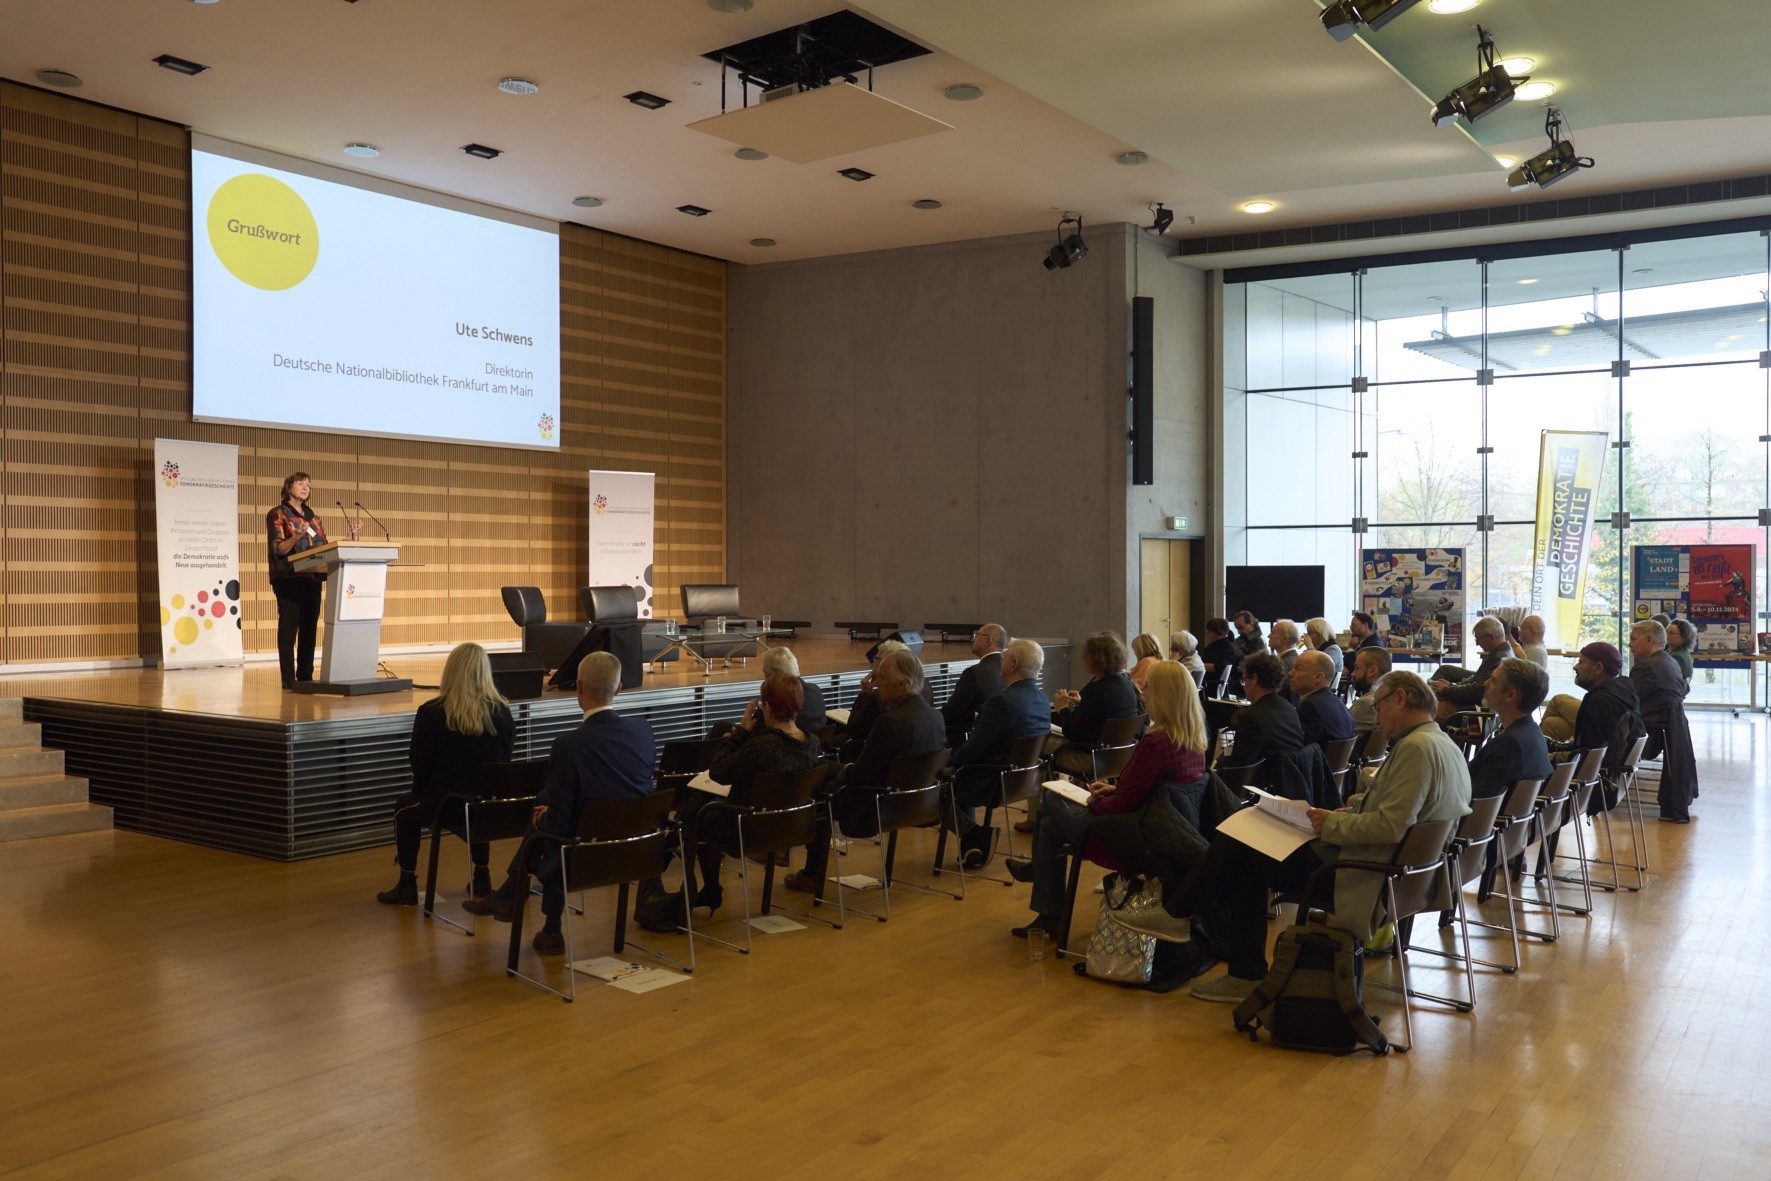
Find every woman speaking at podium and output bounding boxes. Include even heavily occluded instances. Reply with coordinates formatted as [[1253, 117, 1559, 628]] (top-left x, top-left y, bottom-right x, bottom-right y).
[[266, 471, 357, 690]]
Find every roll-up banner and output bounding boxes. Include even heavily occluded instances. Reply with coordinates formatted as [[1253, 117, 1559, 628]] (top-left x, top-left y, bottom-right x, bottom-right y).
[[154, 438, 245, 667], [1529, 430, 1609, 649], [587, 470, 655, 617]]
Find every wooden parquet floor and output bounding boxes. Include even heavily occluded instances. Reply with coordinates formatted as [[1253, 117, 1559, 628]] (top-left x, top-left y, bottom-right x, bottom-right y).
[[1, 713, 1766, 1180]]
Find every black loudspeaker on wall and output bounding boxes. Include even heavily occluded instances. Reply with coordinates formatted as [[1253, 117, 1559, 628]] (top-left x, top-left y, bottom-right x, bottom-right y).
[[1131, 295, 1154, 486]]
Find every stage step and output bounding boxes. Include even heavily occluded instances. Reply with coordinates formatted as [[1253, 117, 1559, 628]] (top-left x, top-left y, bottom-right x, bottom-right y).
[[0, 697, 20, 720], [0, 773, 92, 812], [0, 802, 114, 843], [0, 747, 64, 779], [0, 721, 43, 749]]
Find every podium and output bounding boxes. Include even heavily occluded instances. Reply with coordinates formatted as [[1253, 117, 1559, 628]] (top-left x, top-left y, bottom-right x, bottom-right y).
[[288, 541, 412, 696]]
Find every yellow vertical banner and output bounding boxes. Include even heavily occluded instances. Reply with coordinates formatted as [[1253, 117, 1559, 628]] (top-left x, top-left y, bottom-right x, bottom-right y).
[[1529, 430, 1610, 649]]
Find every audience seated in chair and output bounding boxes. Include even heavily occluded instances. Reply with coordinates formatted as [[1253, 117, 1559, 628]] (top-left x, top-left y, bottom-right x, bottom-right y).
[[1292, 649, 1353, 752], [1006, 661, 1209, 938], [1129, 633, 1164, 692], [946, 638, 1051, 868], [941, 623, 1008, 747], [1664, 617, 1697, 686], [1431, 615, 1510, 719], [841, 639, 934, 762], [680, 674, 823, 917], [1467, 658, 1553, 800], [1198, 617, 1239, 688], [378, 642, 515, 906], [1174, 671, 1472, 1003], [785, 650, 946, 894], [463, 652, 657, 955], [1268, 619, 1302, 678], [1348, 610, 1384, 652], [1047, 631, 1141, 777], [1543, 642, 1646, 776], [1348, 646, 1392, 736], [1628, 619, 1699, 823], [1305, 617, 1343, 678], [1226, 653, 1304, 784], [1168, 630, 1206, 678], [1507, 614, 1550, 671]]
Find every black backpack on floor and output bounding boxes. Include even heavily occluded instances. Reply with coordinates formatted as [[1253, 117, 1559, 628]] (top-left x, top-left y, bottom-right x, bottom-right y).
[[1231, 869, 1389, 1056]]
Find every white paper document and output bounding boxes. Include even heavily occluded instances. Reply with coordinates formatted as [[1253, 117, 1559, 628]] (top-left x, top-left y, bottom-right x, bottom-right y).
[[825, 708, 851, 726], [836, 873, 880, 890], [1246, 786, 1316, 832], [1049, 723, 1064, 735], [747, 914, 806, 933], [1042, 779, 1092, 808], [1217, 804, 1317, 861], [571, 956, 692, 993], [687, 770, 731, 797]]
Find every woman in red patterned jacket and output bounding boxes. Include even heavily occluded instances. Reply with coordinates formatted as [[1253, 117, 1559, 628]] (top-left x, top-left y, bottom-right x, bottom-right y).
[[265, 472, 357, 690]]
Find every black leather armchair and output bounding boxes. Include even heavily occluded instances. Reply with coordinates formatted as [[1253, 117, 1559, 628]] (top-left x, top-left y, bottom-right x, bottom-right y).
[[680, 583, 743, 627], [500, 586, 589, 672]]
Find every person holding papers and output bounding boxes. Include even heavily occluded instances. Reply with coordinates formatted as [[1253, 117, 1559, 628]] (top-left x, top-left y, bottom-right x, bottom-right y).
[[1181, 671, 1471, 1003], [1004, 662, 1208, 938], [681, 675, 822, 916], [264, 471, 358, 690]]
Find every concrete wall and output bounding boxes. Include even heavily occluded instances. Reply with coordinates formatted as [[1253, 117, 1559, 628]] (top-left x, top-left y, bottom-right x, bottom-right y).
[[728, 223, 1209, 685]]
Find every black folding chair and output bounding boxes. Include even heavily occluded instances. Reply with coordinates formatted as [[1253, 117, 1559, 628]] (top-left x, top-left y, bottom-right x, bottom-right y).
[[690, 765, 837, 954], [934, 733, 1046, 886], [1323, 736, 1358, 801], [1462, 777, 1544, 974], [1509, 760, 1577, 941], [1405, 793, 1507, 1012], [422, 759, 550, 935], [841, 749, 953, 921], [507, 790, 691, 1001], [655, 738, 722, 805]]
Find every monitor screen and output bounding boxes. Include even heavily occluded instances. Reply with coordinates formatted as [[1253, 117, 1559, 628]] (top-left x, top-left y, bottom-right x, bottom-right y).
[[1224, 565, 1326, 624]]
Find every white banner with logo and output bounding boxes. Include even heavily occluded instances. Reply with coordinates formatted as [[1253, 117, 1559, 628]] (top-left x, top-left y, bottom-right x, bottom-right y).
[[587, 470, 655, 618], [337, 561, 388, 621], [154, 438, 245, 667]]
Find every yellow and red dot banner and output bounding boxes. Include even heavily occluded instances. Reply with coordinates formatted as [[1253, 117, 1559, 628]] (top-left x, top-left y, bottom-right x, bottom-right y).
[[154, 439, 244, 667]]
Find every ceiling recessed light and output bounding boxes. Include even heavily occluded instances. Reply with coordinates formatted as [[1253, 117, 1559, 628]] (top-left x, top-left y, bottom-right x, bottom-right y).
[[1493, 155, 1515, 168], [153, 53, 210, 76], [1514, 80, 1557, 101], [944, 83, 984, 101], [1427, 0, 1478, 12], [734, 147, 768, 161], [912, 198, 944, 210], [35, 69, 83, 88], [498, 77, 540, 96], [461, 143, 503, 160], [1496, 56, 1535, 77], [572, 195, 604, 208], [1116, 150, 1149, 166], [750, 238, 776, 247], [837, 167, 875, 182], [625, 90, 671, 110], [189, 0, 220, 5], [1241, 200, 1276, 214], [1517, 277, 1539, 285], [677, 204, 711, 217], [708, 0, 754, 11], [342, 143, 380, 158]]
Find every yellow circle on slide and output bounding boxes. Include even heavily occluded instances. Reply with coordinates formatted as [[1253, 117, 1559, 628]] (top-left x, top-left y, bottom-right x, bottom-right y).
[[174, 616, 200, 645], [207, 174, 319, 291]]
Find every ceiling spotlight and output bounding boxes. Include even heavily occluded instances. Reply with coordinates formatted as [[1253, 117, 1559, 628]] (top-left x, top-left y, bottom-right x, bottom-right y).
[[677, 204, 712, 216], [944, 83, 984, 101], [1493, 155, 1515, 168], [625, 90, 671, 110], [461, 143, 503, 159], [1320, 0, 1424, 42], [1426, 0, 1478, 11], [734, 147, 768, 161], [1241, 200, 1276, 214], [342, 143, 380, 158], [1497, 56, 1535, 76], [1042, 213, 1087, 271], [35, 69, 83, 88], [1506, 106, 1593, 191], [1147, 203, 1175, 236], [153, 53, 210, 76], [498, 77, 540, 96], [912, 199, 944, 210], [572, 196, 604, 208], [837, 167, 875, 182], [750, 238, 776, 247], [1116, 150, 1149, 166], [1514, 80, 1557, 101], [1431, 27, 1519, 128], [708, 0, 754, 11]]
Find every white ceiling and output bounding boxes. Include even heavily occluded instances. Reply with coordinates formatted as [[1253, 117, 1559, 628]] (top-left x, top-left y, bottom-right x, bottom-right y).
[[4, 0, 1769, 265]]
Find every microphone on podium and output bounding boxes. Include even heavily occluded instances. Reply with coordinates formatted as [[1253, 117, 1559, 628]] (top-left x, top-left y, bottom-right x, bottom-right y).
[[355, 500, 392, 542]]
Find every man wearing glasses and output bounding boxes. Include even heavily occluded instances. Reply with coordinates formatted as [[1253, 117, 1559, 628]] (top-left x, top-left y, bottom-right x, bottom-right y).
[[942, 623, 1008, 747]]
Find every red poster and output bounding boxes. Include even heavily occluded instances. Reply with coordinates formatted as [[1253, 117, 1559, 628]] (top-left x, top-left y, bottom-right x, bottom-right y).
[[1686, 545, 1753, 623]]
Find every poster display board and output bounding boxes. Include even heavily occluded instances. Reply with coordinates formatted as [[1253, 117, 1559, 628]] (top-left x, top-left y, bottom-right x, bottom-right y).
[[1361, 547, 1466, 662], [587, 471, 655, 617], [154, 439, 244, 668], [1632, 544, 1756, 664], [1528, 430, 1609, 650]]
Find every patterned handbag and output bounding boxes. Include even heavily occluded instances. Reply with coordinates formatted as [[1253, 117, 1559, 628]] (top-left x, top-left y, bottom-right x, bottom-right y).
[[1105, 873, 1193, 942], [1083, 874, 1156, 983]]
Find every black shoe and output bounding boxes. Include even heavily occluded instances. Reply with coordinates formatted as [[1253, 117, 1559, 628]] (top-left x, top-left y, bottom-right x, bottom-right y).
[[960, 824, 995, 870], [283, 681, 296, 692], [532, 928, 566, 956], [470, 867, 494, 898], [462, 892, 517, 921], [376, 874, 418, 906], [1010, 916, 1057, 939], [695, 883, 724, 915], [1004, 858, 1035, 884]]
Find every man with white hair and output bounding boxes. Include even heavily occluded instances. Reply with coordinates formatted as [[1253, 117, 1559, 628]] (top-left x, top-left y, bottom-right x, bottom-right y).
[[1304, 617, 1343, 678], [841, 639, 933, 760], [1431, 615, 1510, 717], [942, 623, 1008, 746], [1508, 614, 1549, 671], [464, 651, 657, 954], [1268, 619, 1302, 676], [947, 638, 1050, 867], [762, 646, 826, 735]]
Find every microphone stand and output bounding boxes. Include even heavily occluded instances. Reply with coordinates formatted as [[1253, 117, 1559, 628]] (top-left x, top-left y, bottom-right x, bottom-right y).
[[355, 500, 392, 542]]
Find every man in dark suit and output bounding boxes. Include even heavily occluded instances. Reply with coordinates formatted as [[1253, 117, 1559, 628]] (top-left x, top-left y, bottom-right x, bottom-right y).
[[946, 638, 1050, 867], [465, 651, 657, 954], [1291, 649, 1353, 751], [786, 649, 946, 892], [942, 623, 1007, 746], [1227, 653, 1304, 783], [1432, 615, 1510, 718], [1629, 620, 1698, 822], [1468, 658, 1553, 799], [840, 639, 935, 761]]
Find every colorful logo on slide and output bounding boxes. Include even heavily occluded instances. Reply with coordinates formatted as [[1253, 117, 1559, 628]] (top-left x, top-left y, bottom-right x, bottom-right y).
[[593, 493, 608, 515], [346, 583, 357, 599], [160, 460, 181, 487], [206, 173, 320, 291], [538, 413, 555, 441]]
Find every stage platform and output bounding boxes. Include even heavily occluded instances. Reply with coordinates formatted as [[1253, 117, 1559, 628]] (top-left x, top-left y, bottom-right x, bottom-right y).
[[0, 635, 1069, 861]]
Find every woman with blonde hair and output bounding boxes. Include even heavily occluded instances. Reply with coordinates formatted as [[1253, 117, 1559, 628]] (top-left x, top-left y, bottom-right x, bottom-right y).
[[1007, 662, 1209, 936], [1129, 633, 1163, 690], [378, 642, 515, 905]]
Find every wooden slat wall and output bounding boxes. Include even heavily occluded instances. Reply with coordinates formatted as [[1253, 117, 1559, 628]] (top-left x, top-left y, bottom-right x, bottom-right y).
[[0, 82, 725, 667]]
